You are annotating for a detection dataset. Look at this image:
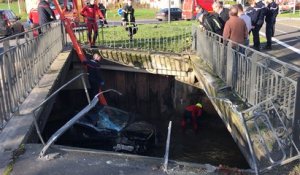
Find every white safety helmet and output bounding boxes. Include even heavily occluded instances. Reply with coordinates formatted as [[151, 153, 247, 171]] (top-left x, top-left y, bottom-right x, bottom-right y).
[[89, 0, 95, 5]]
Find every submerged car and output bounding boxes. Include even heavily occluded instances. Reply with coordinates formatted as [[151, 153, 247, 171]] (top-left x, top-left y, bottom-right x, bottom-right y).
[[72, 105, 156, 153]]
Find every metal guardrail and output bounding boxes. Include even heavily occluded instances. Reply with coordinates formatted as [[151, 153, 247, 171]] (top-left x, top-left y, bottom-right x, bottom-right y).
[[39, 88, 122, 159], [74, 24, 192, 53], [0, 21, 67, 130], [192, 25, 300, 173]]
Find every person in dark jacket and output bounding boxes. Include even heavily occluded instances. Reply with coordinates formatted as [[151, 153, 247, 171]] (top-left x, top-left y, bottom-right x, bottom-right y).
[[212, 1, 230, 26], [199, 12, 224, 35], [83, 52, 105, 98], [122, 0, 137, 40], [246, 0, 267, 51], [98, 3, 108, 26], [38, 0, 56, 26], [181, 103, 203, 133], [264, 0, 278, 50]]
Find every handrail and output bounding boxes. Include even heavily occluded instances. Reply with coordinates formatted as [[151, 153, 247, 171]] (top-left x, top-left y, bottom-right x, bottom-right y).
[[28, 73, 90, 145], [39, 89, 122, 159]]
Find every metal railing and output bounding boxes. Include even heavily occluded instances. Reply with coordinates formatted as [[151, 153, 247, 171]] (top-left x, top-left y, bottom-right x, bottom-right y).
[[0, 21, 66, 130], [74, 24, 192, 53], [192, 25, 300, 173]]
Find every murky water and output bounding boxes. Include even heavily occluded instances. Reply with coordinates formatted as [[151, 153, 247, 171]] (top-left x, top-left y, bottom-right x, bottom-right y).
[[42, 89, 249, 169]]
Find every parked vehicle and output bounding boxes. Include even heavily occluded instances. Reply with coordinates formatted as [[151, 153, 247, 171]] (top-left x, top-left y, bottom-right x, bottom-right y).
[[71, 105, 157, 153], [182, 0, 214, 20], [0, 10, 24, 36], [156, 8, 182, 21], [28, 0, 82, 28]]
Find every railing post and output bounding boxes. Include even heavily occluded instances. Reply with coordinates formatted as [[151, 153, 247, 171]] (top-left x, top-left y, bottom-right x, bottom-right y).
[[293, 77, 300, 152], [249, 53, 258, 104], [192, 25, 197, 51], [226, 42, 234, 88]]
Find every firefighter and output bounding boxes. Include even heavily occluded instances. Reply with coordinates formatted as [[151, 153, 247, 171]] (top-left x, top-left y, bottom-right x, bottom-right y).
[[81, 0, 105, 47], [98, 2, 108, 26], [122, 0, 137, 41], [246, 0, 267, 51], [264, 0, 278, 50], [83, 52, 105, 98], [181, 103, 203, 133]]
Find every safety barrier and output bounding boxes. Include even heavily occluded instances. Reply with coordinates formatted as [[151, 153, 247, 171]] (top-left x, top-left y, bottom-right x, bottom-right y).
[[0, 21, 66, 130], [192, 25, 300, 173], [74, 24, 192, 53]]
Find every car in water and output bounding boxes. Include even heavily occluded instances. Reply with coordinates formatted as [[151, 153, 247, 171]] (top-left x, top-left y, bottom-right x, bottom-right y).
[[71, 105, 156, 153], [156, 8, 182, 21], [0, 10, 24, 37]]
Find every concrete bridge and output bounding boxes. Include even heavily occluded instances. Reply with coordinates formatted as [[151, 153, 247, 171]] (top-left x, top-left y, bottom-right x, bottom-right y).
[[0, 22, 299, 175]]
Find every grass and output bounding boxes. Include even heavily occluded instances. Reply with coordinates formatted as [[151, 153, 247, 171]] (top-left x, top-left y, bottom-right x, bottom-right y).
[[88, 21, 194, 52], [0, 2, 27, 22], [3, 144, 26, 175], [278, 11, 300, 18], [106, 8, 157, 21]]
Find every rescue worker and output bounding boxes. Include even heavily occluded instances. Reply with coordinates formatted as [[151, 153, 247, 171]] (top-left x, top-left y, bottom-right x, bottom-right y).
[[181, 103, 203, 133], [83, 52, 105, 98], [246, 0, 267, 51], [81, 0, 105, 47], [98, 2, 108, 26], [122, 0, 137, 41], [199, 13, 224, 35], [38, 0, 56, 26], [264, 0, 278, 50]]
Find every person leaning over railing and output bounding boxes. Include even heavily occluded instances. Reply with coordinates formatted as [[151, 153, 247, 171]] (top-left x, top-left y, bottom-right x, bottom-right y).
[[198, 12, 224, 36], [223, 5, 248, 46]]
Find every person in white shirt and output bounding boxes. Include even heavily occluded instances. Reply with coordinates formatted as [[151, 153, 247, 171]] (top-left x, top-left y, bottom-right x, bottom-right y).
[[237, 4, 252, 46]]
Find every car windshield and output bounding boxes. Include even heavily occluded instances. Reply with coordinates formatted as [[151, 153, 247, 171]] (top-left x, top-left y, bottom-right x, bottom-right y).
[[96, 106, 130, 132]]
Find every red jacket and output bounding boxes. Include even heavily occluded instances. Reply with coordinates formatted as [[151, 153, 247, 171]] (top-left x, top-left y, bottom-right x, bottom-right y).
[[29, 8, 39, 24], [185, 105, 202, 118], [80, 4, 104, 23]]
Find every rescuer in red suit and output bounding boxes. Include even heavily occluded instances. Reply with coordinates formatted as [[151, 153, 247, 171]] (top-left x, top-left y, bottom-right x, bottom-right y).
[[181, 103, 203, 133], [80, 0, 105, 47]]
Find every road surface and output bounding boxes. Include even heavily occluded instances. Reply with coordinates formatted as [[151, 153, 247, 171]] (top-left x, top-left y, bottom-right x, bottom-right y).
[[260, 18, 300, 67]]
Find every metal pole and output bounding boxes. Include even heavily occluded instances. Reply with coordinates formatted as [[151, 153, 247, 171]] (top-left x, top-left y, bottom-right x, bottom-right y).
[[17, 0, 21, 14], [168, 0, 171, 24], [293, 0, 296, 14], [163, 121, 172, 172], [8, 0, 10, 10]]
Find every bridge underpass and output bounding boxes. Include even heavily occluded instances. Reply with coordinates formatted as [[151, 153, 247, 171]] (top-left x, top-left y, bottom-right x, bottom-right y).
[[0, 22, 299, 175]]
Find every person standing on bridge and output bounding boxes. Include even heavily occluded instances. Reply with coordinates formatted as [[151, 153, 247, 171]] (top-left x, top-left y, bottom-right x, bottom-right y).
[[181, 103, 203, 133], [223, 5, 248, 45], [38, 0, 56, 27], [212, 1, 230, 26], [246, 0, 267, 51], [122, 0, 137, 41], [237, 4, 252, 46], [81, 0, 105, 47], [264, 0, 278, 50]]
